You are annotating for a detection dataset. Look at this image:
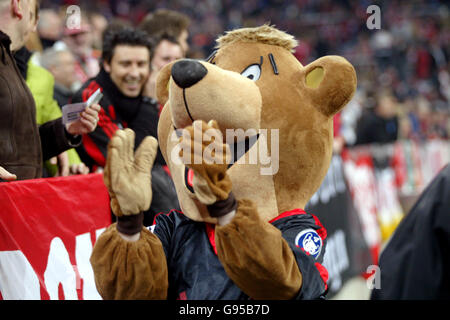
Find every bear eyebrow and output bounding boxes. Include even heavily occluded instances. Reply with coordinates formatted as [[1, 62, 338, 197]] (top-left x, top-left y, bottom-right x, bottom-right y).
[[205, 50, 217, 64], [268, 53, 279, 75]]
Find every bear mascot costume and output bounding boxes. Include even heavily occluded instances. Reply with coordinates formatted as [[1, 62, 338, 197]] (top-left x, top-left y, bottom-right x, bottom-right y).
[[90, 25, 357, 300]]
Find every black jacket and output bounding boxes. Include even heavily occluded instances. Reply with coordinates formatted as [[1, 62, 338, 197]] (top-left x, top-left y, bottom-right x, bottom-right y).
[[371, 164, 450, 299], [355, 110, 398, 145], [0, 32, 80, 180]]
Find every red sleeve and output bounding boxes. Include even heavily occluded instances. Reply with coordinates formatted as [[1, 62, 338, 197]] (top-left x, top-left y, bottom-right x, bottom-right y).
[[75, 81, 120, 169]]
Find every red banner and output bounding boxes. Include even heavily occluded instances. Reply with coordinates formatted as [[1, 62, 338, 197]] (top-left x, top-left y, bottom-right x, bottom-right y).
[[0, 174, 111, 300]]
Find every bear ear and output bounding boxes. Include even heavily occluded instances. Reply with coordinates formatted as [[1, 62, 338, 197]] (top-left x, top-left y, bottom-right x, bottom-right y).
[[303, 56, 357, 117], [156, 61, 177, 105]]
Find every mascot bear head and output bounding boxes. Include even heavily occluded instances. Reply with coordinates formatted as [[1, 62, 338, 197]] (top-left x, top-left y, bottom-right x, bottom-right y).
[[156, 25, 356, 223]]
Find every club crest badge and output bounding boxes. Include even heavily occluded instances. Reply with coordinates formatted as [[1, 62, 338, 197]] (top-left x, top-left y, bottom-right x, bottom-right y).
[[295, 228, 322, 259]]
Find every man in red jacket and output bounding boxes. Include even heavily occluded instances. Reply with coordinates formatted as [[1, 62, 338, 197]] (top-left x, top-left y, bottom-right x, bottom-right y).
[[72, 27, 159, 170], [72, 26, 180, 225]]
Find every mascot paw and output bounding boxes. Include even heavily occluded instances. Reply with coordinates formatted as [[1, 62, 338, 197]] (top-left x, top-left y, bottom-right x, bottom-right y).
[[179, 120, 233, 208], [103, 128, 158, 216]]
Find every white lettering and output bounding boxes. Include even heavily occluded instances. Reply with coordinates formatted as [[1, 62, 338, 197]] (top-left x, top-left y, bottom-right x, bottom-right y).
[[226, 128, 259, 165], [66, 5, 81, 30], [0, 228, 105, 300], [366, 265, 381, 289], [259, 129, 279, 175], [179, 304, 214, 317], [366, 5, 381, 30], [44, 237, 78, 300], [170, 127, 280, 175], [75, 232, 102, 299], [203, 128, 230, 165], [0, 251, 40, 299]]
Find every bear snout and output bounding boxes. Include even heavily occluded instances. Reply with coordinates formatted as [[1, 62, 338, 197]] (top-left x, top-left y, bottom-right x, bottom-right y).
[[171, 59, 208, 89], [166, 60, 263, 133]]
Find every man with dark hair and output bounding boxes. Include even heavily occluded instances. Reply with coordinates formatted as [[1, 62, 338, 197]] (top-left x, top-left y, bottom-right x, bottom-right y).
[[73, 27, 153, 168], [72, 27, 179, 225], [139, 9, 190, 54], [143, 33, 183, 100]]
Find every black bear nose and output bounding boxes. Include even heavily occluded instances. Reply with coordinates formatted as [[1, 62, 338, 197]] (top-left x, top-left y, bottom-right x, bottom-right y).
[[171, 59, 208, 89]]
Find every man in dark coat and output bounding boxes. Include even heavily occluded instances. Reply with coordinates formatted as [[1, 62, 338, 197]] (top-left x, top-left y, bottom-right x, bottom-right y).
[[0, 0, 99, 182], [371, 164, 450, 299], [355, 91, 399, 146]]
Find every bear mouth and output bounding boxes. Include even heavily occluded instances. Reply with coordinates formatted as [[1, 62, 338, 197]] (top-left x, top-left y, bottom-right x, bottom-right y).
[[174, 89, 260, 193], [182, 134, 260, 193], [183, 89, 195, 123]]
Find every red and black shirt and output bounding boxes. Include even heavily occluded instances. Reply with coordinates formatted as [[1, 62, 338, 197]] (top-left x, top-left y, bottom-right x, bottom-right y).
[[71, 68, 164, 171], [151, 208, 329, 300]]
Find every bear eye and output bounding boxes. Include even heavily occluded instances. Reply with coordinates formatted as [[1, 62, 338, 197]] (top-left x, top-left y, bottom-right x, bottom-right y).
[[241, 64, 261, 81]]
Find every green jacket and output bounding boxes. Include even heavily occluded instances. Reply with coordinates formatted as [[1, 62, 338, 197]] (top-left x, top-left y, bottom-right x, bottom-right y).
[[26, 59, 82, 174]]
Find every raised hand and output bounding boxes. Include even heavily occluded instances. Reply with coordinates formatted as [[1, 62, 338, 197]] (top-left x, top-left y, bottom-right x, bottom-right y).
[[103, 129, 158, 216], [50, 152, 69, 177], [69, 163, 90, 175], [179, 120, 233, 206], [65, 103, 101, 136]]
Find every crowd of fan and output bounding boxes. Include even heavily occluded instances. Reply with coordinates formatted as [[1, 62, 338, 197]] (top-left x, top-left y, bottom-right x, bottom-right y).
[[18, 0, 450, 154], [35, 0, 449, 150], [1, 0, 446, 300]]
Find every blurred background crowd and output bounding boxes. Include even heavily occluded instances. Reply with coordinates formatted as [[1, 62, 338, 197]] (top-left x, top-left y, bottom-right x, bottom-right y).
[[30, 0, 449, 149], [4, 0, 448, 300]]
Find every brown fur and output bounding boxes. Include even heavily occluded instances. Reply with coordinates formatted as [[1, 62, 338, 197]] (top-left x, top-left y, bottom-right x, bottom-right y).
[[91, 25, 356, 300], [216, 24, 298, 53], [157, 30, 356, 221], [215, 199, 302, 299], [154, 25, 356, 298], [90, 224, 168, 299]]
